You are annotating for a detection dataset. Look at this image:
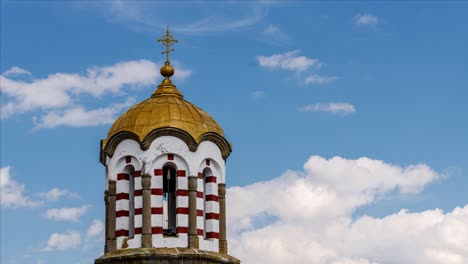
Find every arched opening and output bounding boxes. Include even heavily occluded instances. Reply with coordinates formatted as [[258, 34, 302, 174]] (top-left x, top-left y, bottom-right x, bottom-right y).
[[202, 167, 213, 239], [123, 165, 135, 239], [163, 164, 177, 236]]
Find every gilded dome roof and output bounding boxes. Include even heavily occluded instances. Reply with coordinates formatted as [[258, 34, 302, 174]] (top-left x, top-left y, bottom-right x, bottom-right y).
[[104, 91, 225, 144], [100, 29, 231, 162]]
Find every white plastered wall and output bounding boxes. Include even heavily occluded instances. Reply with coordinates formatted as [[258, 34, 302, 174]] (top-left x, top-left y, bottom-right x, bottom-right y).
[[105, 135, 225, 251]]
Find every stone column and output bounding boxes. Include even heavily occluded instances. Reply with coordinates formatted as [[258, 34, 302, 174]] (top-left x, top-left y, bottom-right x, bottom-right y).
[[107, 180, 117, 252], [188, 176, 199, 248], [104, 190, 109, 254], [141, 173, 152, 248], [218, 183, 227, 254]]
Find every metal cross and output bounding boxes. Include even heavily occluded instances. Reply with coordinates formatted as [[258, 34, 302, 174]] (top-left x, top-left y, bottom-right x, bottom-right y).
[[157, 25, 179, 62]]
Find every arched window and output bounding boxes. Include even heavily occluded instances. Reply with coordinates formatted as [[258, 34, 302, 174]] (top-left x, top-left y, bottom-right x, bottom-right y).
[[163, 164, 177, 236], [123, 165, 135, 239], [202, 167, 212, 239]]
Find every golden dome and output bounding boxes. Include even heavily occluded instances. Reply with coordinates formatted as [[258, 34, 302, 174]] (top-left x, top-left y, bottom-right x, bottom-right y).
[[104, 91, 225, 145], [100, 27, 231, 163]]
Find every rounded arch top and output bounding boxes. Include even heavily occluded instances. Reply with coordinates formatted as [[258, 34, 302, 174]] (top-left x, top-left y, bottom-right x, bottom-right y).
[[100, 128, 231, 164]]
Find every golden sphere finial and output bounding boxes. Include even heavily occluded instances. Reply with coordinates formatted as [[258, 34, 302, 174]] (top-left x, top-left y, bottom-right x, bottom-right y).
[[160, 61, 174, 77]]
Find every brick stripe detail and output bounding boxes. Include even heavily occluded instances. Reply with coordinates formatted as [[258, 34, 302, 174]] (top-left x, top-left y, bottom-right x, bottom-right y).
[[151, 207, 163, 214], [134, 208, 142, 215], [176, 189, 188, 196], [197, 191, 203, 198], [177, 170, 186, 177], [154, 169, 163, 176], [197, 229, 204, 236], [205, 176, 217, 183], [135, 227, 142, 235], [197, 210, 203, 216], [168, 154, 174, 160], [134, 189, 142, 196], [116, 193, 129, 200], [152, 227, 163, 234], [206, 195, 219, 202], [206, 232, 219, 239], [125, 156, 131, 163], [116, 210, 129, 217], [134, 170, 141, 177], [117, 173, 129, 180], [206, 213, 220, 220], [151, 188, 163, 195], [198, 173, 203, 179], [177, 207, 189, 214], [206, 160, 210, 166], [176, 226, 188, 233], [115, 229, 129, 237]]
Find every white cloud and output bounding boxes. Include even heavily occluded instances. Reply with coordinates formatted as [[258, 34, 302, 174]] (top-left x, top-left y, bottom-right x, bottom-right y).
[[43, 205, 89, 222], [2, 66, 31, 77], [86, 219, 104, 241], [354, 13, 379, 27], [257, 50, 320, 71], [264, 24, 280, 34], [99, 1, 267, 34], [304, 74, 337, 84], [38, 188, 80, 201], [251, 90, 265, 98], [300, 103, 356, 114], [32, 97, 135, 129], [227, 156, 467, 264], [43, 231, 81, 251], [0, 60, 158, 118], [0, 166, 41, 208], [1, 59, 191, 128]]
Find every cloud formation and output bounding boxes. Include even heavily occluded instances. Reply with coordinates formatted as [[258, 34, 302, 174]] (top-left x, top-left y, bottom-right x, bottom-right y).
[[257, 50, 320, 72], [38, 188, 80, 201], [299, 103, 356, 114], [43, 205, 90, 222], [354, 13, 379, 27], [86, 219, 104, 241], [227, 156, 467, 264], [43, 231, 81, 251], [0, 166, 41, 208], [1, 60, 191, 128], [256, 50, 336, 86]]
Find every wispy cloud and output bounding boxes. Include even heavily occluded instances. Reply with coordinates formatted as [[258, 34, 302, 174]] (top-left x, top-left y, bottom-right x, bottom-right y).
[[38, 188, 80, 201], [1, 166, 41, 208], [1, 60, 190, 128], [86, 219, 104, 241], [2, 66, 31, 77], [43, 205, 90, 222], [257, 50, 320, 72], [299, 103, 356, 114], [256, 50, 336, 86], [354, 13, 379, 27], [251, 90, 265, 99], [304, 74, 337, 85], [43, 231, 81, 251], [262, 24, 291, 46], [91, 1, 268, 34], [32, 98, 135, 129]]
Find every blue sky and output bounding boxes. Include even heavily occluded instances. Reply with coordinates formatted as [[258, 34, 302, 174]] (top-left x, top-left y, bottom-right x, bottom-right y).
[[1, 1, 467, 264]]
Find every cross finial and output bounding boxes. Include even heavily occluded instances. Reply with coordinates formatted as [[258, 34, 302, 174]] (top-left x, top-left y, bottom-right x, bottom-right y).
[[157, 24, 179, 63]]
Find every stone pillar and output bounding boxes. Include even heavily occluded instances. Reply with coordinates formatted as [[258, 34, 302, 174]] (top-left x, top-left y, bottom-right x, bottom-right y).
[[188, 176, 199, 248], [141, 173, 152, 248], [104, 190, 109, 254], [107, 180, 117, 252], [218, 183, 227, 254]]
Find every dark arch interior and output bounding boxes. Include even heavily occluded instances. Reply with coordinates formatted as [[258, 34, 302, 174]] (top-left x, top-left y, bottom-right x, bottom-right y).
[[163, 164, 177, 236]]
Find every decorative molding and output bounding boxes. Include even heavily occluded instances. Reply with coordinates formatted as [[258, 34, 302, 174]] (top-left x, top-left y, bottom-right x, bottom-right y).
[[100, 127, 232, 164]]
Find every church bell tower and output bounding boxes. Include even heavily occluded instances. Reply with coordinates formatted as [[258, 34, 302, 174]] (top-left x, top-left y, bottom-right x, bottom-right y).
[[95, 26, 239, 264]]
